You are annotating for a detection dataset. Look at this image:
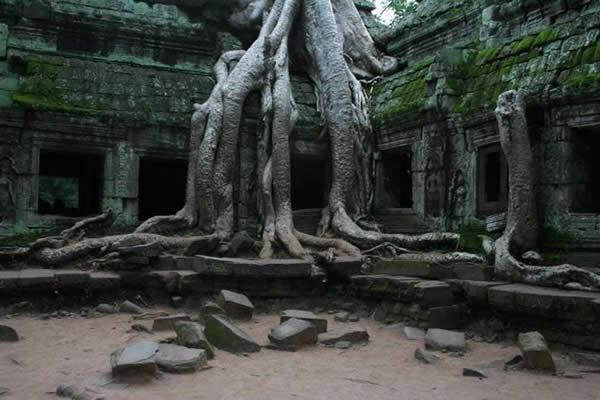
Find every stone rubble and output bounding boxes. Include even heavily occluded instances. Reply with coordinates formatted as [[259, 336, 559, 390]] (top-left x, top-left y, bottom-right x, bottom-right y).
[[204, 314, 260, 354], [425, 329, 466, 353], [518, 331, 556, 372], [280, 310, 328, 333], [268, 318, 318, 348], [175, 321, 215, 359], [217, 290, 254, 320]]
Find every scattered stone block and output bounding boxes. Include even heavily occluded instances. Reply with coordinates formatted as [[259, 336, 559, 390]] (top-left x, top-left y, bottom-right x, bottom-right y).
[[204, 314, 260, 354], [200, 301, 227, 319], [318, 327, 369, 345], [110, 342, 158, 377], [217, 290, 254, 320], [425, 329, 466, 352], [155, 344, 207, 373], [175, 321, 215, 359], [463, 367, 487, 378], [280, 310, 327, 333], [335, 341, 352, 349], [415, 348, 441, 364], [96, 304, 117, 314], [268, 318, 317, 347], [0, 325, 18, 342], [152, 314, 191, 331], [120, 300, 144, 315], [518, 331, 556, 372], [334, 311, 350, 322], [403, 326, 425, 340]]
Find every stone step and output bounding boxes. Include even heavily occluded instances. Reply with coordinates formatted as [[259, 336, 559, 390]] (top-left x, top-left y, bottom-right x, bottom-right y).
[[0, 268, 323, 298], [372, 259, 494, 281], [346, 274, 455, 307]]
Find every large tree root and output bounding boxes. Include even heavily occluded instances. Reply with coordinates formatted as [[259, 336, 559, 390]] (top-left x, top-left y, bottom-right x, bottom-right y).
[[490, 91, 600, 290]]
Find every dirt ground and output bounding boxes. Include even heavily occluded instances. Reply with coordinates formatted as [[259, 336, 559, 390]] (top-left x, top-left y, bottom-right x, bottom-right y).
[[0, 308, 599, 400]]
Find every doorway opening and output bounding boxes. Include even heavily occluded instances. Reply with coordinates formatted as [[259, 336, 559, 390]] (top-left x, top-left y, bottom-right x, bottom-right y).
[[38, 150, 104, 216], [291, 156, 327, 210], [138, 157, 187, 220], [378, 148, 413, 209], [477, 143, 508, 217], [570, 128, 600, 213]]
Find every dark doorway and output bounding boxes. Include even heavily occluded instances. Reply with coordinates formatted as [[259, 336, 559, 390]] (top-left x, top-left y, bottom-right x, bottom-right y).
[[138, 157, 187, 220], [378, 148, 413, 208], [570, 128, 600, 213], [38, 150, 104, 216], [291, 156, 326, 210], [477, 143, 508, 217]]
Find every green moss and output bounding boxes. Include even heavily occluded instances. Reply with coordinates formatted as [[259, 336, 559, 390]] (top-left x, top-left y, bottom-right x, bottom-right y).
[[582, 45, 597, 65], [0, 227, 65, 247], [532, 28, 559, 47], [511, 35, 536, 54], [12, 93, 93, 113]]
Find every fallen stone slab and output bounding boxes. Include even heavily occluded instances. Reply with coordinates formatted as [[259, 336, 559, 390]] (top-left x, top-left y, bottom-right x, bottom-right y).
[[193, 256, 312, 278], [335, 341, 352, 349], [280, 310, 327, 333], [110, 342, 158, 377], [152, 314, 191, 332], [415, 348, 441, 364], [0, 325, 18, 342], [155, 343, 207, 373], [403, 326, 425, 341], [518, 331, 556, 372], [269, 318, 317, 348], [96, 304, 117, 314], [463, 367, 487, 378], [204, 314, 260, 354], [175, 321, 215, 359], [217, 290, 254, 320], [425, 329, 466, 352], [334, 311, 350, 322], [119, 300, 144, 315], [318, 327, 369, 345], [200, 301, 227, 319], [570, 352, 600, 367]]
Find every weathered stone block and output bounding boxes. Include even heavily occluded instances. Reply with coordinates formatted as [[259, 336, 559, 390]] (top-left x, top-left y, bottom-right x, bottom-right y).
[[175, 321, 215, 359], [425, 329, 466, 352], [0, 24, 7, 59], [55, 270, 90, 290], [268, 318, 318, 347], [415, 281, 454, 307], [204, 314, 260, 354], [518, 332, 556, 372], [280, 310, 327, 333], [89, 272, 120, 291], [318, 327, 369, 345], [193, 256, 312, 278], [155, 344, 206, 373], [217, 289, 254, 320], [152, 314, 191, 332], [428, 304, 462, 329], [110, 342, 158, 377], [18, 269, 55, 292]]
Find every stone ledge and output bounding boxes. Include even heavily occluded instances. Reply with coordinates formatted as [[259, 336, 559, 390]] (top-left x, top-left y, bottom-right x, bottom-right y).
[[191, 256, 312, 278]]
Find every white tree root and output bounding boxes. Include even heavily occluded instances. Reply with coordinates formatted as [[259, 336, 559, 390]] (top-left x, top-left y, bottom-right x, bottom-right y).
[[492, 90, 600, 290]]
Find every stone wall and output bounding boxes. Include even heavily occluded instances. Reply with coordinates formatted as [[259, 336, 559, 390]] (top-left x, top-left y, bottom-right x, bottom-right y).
[[0, 0, 322, 237], [371, 0, 600, 248]]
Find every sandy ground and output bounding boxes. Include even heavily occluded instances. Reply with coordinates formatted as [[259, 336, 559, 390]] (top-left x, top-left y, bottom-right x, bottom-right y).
[[0, 309, 599, 400]]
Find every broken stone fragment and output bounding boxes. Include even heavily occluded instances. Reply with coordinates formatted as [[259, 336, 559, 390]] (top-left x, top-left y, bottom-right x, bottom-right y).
[[96, 304, 117, 314], [152, 314, 191, 332], [425, 329, 466, 352], [56, 384, 91, 400], [280, 310, 327, 333], [110, 342, 158, 377], [415, 348, 441, 364], [217, 290, 254, 320], [463, 367, 487, 378], [268, 318, 318, 348], [200, 301, 227, 320], [318, 327, 369, 345], [518, 331, 555, 372], [334, 311, 350, 322], [0, 324, 18, 342], [204, 314, 260, 354], [175, 321, 215, 359], [119, 300, 144, 315], [155, 343, 207, 373], [403, 326, 425, 341]]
